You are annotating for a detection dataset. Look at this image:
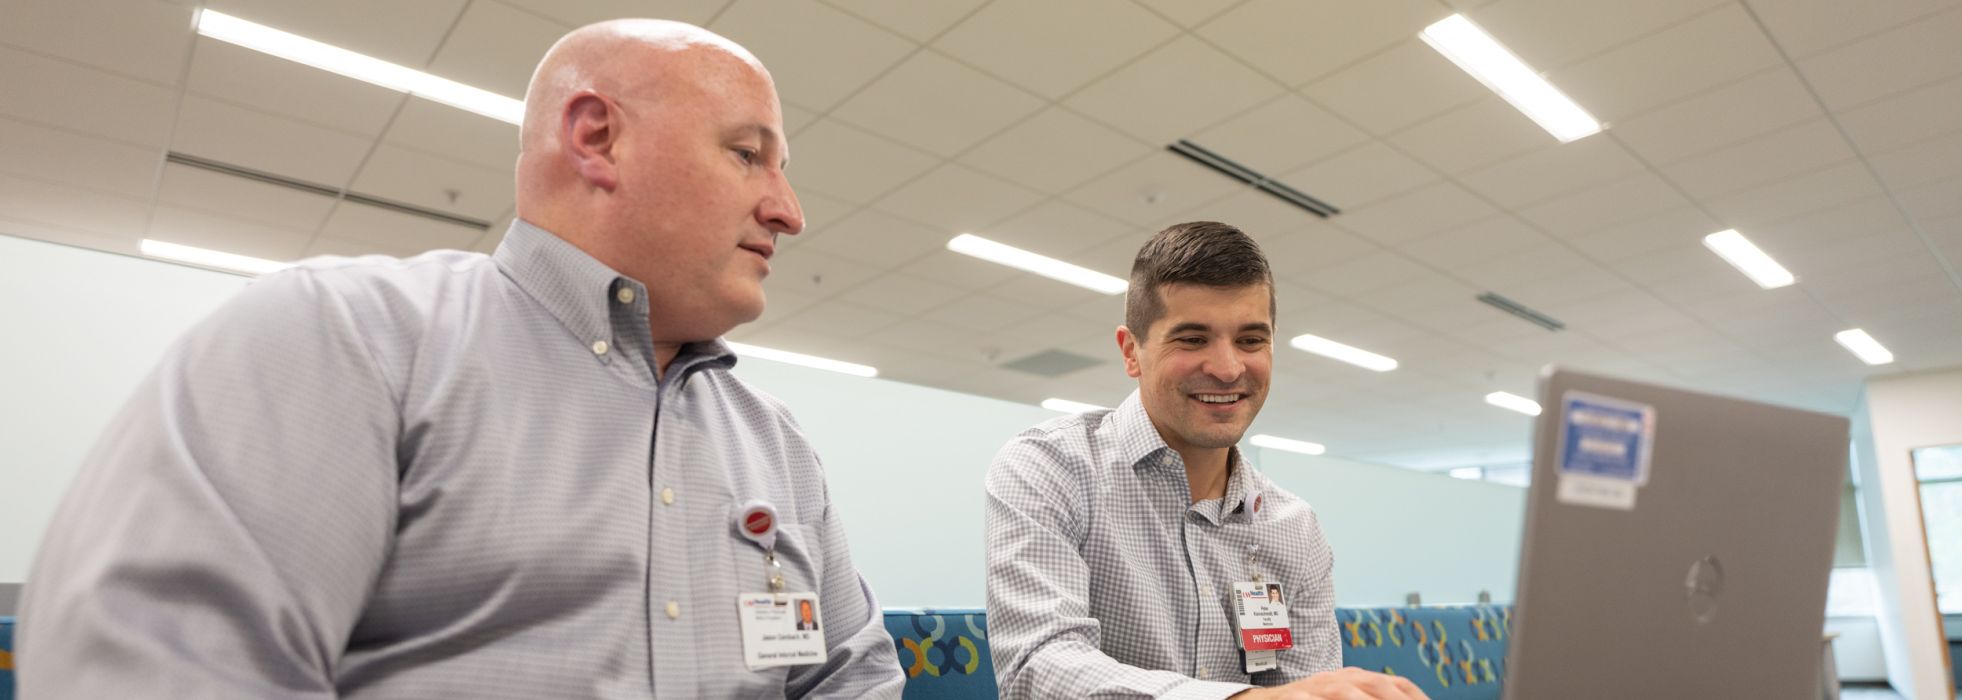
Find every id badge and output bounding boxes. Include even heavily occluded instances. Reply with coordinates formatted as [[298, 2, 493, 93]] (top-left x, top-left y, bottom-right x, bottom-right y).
[[736, 592, 829, 670], [1233, 581, 1291, 672]]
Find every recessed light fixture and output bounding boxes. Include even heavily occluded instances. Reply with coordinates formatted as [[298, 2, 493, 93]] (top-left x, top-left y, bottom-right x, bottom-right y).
[[1702, 229, 1796, 289], [727, 342, 878, 377], [195, 9, 524, 124], [1041, 398, 1109, 414], [140, 239, 292, 276], [1249, 433, 1327, 456], [1288, 333, 1398, 372], [1484, 391, 1542, 416], [1420, 14, 1602, 143], [947, 234, 1128, 295], [1833, 329, 1895, 366]]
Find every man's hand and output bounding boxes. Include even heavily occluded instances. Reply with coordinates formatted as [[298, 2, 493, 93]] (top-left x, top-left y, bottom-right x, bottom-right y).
[[1230, 667, 1429, 700]]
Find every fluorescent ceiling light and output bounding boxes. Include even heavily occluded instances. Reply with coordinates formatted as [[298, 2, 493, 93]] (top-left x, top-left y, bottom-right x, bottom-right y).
[[1040, 398, 1109, 414], [195, 9, 524, 124], [947, 234, 1127, 295], [1449, 467, 1484, 480], [1484, 391, 1542, 416], [727, 342, 878, 377], [1250, 433, 1326, 456], [1833, 329, 1894, 366], [1420, 14, 1601, 143], [1288, 333, 1398, 372], [140, 239, 292, 276], [1702, 229, 1796, 289]]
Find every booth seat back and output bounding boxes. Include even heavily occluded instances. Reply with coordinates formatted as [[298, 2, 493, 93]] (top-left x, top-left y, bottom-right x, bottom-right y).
[[2, 616, 14, 700], [886, 605, 1514, 700]]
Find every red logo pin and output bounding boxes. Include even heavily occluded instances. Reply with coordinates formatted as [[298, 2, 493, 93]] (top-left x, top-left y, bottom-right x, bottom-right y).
[[737, 500, 779, 551]]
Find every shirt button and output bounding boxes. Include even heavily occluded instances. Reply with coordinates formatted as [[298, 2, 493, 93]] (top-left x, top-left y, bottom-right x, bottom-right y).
[[1196, 666, 1209, 679], [616, 287, 635, 304], [591, 339, 609, 356], [660, 487, 675, 505], [1200, 584, 1214, 596], [666, 600, 681, 619]]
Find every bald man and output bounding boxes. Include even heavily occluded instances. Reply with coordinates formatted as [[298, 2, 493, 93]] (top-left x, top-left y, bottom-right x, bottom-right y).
[[17, 20, 904, 699]]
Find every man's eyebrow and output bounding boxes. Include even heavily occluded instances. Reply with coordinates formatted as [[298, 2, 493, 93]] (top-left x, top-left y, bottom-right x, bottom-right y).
[[1239, 322, 1273, 334], [1165, 322, 1210, 335]]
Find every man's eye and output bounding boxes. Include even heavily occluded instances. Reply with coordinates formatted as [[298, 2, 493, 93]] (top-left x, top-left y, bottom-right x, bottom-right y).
[[734, 148, 757, 164]]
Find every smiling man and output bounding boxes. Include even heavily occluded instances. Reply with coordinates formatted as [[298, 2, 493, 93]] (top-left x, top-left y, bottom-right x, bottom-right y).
[[984, 222, 1427, 700], [19, 20, 900, 699]]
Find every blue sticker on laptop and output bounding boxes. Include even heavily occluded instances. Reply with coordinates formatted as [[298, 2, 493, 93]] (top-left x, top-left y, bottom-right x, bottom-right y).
[[1557, 391, 1655, 485]]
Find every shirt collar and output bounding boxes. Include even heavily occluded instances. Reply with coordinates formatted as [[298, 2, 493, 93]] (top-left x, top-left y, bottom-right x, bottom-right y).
[[1108, 389, 1262, 519], [492, 218, 737, 374]]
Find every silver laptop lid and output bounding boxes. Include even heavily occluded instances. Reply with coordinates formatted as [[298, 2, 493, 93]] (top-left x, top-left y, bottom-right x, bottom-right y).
[[1503, 367, 1848, 699]]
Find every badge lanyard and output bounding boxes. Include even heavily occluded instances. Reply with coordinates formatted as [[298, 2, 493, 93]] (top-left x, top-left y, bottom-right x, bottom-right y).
[[1235, 492, 1289, 673], [737, 500, 787, 594]]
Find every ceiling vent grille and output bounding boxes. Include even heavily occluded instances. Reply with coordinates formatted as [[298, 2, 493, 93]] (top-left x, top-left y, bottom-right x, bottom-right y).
[[1476, 291, 1565, 331], [1166, 139, 1340, 218]]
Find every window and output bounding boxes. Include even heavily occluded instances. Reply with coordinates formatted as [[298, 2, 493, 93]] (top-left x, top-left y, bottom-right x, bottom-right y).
[[1911, 444, 1962, 614]]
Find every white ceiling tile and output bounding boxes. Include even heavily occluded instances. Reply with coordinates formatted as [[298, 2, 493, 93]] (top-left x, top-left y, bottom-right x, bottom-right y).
[[1609, 68, 1823, 166], [822, 0, 989, 42], [0, 174, 150, 239], [1487, 263, 1630, 309], [1769, 231, 1929, 281], [1459, 134, 1644, 208], [1170, 189, 1327, 242], [782, 103, 817, 138], [1834, 73, 1962, 154], [1747, 0, 1962, 58], [933, 0, 1178, 100], [1387, 97, 1553, 175], [890, 249, 1023, 291], [1702, 161, 1885, 229], [1450, 243, 1592, 286], [371, 102, 516, 174], [831, 51, 1044, 157], [860, 317, 994, 363], [787, 119, 939, 205], [1867, 129, 1962, 190], [1657, 119, 1857, 199], [1195, 0, 1451, 87], [312, 201, 483, 257], [1797, 5, 1962, 112], [1802, 251, 1951, 298], [1259, 224, 1382, 277], [798, 208, 944, 269], [1895, 176, 1962, 225], [186, 40, 405, 138], [775, 299, 911, 337], [986, 273, 1124, 308], [0, 0, 194, 85], [155, 162, 337, 231], [0, 117, 162, 200], [1064, 150, 1245, 225], [172, 95, 375, 187], [835, 272, 970, 316], [784, 190, 854, 241], [146, 206, 315, 261], [1463, 0, 1729, 70], [0, 46, 178, 147], [423, 0, 563, 99], [0, 217, 136, 253], [980, 199, 1136, 260], [1563, 206, 1719, 262], [1549, 5, 1784, 123], [765, 246, 886, 302], [1061, 228, 1157, 284], [1301, 39, 1489, 137], [490, 0, 720, 28], [1134, 0, 1240, 28], [1349, 274, 1477, 317], [1748, 195, 1906, 249], [710, 0, 916, 111], [1516, 172, 1689, 237], [1280, 142, 1438, 210], [724, 324, 857, 359], [871, 163, 1043, 235], [1191, 96, 1372, 177], [206, 0, 468, 68], [1064, 36, 1285, 144], [1292, 251, 1437, 297], [959, 107, 1152, 194], [1395, 215, 1548, 268], [1334, 182, 1499, 247], [920, 293, 1049, 333], [349, 145, 514, 221]]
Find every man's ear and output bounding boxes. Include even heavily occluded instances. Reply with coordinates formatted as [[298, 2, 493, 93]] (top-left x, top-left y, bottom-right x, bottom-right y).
[[1116, 325, 1143, 379], [563, 91, 619, 191]]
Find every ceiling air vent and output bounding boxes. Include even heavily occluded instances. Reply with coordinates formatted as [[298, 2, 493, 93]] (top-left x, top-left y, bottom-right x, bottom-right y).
[[165, 151, 492, 230], [1476, 292, 1564, 331], [1166, 139, 1340, 218], [1000, 349, 1103, 377]]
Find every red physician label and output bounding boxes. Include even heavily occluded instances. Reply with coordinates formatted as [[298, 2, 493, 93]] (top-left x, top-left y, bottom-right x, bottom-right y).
[[1241, 628, 1293, 652]]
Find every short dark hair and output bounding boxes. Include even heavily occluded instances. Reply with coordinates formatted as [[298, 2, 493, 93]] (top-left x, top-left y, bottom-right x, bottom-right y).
[[1124, 221, 1275, 337]]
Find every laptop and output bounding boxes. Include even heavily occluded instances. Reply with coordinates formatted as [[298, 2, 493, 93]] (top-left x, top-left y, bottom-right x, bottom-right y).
[[1503, 367, 1849, 699]]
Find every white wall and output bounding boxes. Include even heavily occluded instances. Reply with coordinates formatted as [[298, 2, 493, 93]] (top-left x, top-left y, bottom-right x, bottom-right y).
[[0, 233, 1530, 610], [1864, 368, 1962, 697]]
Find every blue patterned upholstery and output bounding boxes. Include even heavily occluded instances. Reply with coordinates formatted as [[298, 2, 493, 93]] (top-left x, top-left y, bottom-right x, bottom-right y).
[[2, 616, 14, 700], [884, 605, 1513, 699]]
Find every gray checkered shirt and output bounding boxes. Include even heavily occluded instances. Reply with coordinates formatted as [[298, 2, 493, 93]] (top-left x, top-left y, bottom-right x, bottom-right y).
[[18, 220, 903, 698], [985, 391, 1342, 699]]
